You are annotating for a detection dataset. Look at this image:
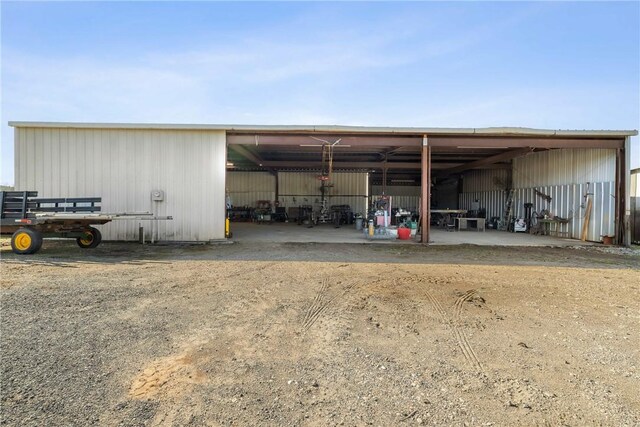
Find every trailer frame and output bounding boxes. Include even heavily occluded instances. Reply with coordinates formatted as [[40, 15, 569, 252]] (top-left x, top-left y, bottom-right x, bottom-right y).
[[1, 191, 171, 254]]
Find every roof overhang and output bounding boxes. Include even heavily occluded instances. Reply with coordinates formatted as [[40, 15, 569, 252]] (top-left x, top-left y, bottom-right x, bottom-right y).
[[8, 121, 638, 138]]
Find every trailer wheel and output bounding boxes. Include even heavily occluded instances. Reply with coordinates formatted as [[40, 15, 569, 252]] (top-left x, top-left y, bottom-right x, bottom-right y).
[[11, 228, 43, 255], [77, 227, 102, 249]]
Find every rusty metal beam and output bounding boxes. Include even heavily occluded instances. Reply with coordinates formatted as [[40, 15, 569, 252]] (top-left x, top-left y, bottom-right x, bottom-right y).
[[228, 145, 276, 175], [421, 137, 431, 244], [428, 137, 624, 149], [258, 160, 510, 170], [227, 134, 422, 147], [261, 161, 421, 169], [441, 148, 533, 174]]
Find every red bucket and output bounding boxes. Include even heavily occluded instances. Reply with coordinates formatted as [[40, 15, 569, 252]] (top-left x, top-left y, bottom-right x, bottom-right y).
[[397, 227, 411, 240]]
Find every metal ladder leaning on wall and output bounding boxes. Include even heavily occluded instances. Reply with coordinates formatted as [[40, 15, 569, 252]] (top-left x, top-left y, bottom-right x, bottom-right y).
[[499, 189, 514, 231]]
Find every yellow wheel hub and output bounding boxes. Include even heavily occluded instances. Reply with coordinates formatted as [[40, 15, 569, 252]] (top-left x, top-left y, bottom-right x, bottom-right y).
[[15, 233, 32, 250], [80, 234, 93, 245]]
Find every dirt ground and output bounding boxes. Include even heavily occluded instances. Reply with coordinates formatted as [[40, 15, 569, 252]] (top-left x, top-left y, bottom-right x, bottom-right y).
[[1, 240, 639, 426]]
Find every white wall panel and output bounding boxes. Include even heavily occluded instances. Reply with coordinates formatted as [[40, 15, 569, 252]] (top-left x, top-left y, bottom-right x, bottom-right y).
[[371, 185, 421, 197], [459, 190, 506, 219], [462, 169, 511, 193], [277, 172, 368, 215], [226, 172, 276, 208], [513, 148, 616, 187], [14, 127, 226, 242], [512, 182, 615, 242]]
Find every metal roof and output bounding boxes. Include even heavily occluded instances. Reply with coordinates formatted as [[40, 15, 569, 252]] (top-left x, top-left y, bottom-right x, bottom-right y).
[[8, 121, 637, 137]]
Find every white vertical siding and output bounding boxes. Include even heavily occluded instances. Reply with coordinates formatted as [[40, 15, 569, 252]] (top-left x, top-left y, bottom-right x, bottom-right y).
[[226, 171, 276, 207], [371, 185, 421, 197], [513, 148, 616, 187], [277, 172, 368, 215], [510, 148, 617, 242], [459, 190, 506, 219], [14, 127, 227, 242], [462, 169, 511, 192], [512, 182, 615, 241], [370, 185, 421, 212]]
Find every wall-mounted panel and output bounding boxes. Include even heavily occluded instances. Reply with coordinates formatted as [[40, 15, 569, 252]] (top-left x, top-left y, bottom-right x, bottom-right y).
[[14, 127, 226, 241]]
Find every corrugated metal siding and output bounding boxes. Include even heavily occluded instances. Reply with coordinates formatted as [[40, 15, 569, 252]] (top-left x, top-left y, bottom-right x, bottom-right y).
[[371, 185, 420, 196], [370, 185, 421, 212], [513, 148, 616, 187], [278, 172, 368, 215], [631, 171, 639, 197], [226, 172, 275, 207], [512, 182, 615, 242], [370, 195, 420, 212], [462, 169, 511, 192], [459, 191, 506, 219], [14, 127, 226, 241]]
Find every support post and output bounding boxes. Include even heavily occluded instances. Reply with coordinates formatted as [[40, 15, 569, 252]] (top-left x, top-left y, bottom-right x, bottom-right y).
[[624, 137, 631, 246], [421, 136, 431, 244]]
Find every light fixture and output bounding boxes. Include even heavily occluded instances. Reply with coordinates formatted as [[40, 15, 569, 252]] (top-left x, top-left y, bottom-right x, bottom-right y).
[[226, 161, 234, 166]]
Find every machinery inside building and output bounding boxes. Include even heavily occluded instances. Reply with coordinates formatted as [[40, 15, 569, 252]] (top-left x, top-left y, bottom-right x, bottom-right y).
[[224, 129, 629, 244]]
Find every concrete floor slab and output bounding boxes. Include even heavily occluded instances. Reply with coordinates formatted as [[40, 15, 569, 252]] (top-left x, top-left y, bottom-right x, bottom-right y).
[[230, 222, 595, 247]]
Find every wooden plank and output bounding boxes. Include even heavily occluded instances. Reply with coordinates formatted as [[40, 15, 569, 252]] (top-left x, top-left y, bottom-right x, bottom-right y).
[[581, 197, 592, 241]]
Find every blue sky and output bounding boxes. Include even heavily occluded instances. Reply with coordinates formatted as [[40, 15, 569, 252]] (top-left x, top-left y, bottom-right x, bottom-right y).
[[1, 1, 638, 185]]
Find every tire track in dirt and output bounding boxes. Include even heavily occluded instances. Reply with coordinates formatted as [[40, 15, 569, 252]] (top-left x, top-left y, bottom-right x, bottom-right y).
[[301, 280, 356, 333], [422, 283, 484, 373], [451, 289, 484, 372], [454, 289, 477, 319]]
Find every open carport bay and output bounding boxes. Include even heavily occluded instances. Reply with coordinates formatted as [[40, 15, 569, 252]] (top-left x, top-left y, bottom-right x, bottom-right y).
[[1, 241, 639, 426], [230, 222, 597, 246]]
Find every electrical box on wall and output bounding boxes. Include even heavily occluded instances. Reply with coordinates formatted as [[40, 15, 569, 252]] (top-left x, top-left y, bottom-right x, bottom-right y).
[[151, 190, 165, 201]]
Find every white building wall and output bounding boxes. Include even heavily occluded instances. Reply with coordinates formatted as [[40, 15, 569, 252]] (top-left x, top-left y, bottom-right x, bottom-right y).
[[277, 172, 368, 215], [512, 148, 617, 241], [14, 127, 227, 242], [226, 172, 276, 207]]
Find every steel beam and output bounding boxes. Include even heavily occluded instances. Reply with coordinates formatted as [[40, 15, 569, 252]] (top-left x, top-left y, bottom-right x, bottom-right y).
[[229, 134, 625, 149], [428, 137, 624, 149], [421, 136, 431, 244], [441, 148, 533, 174], [624, 137, 631, 246], [228, 145, 276, 175], [227, 134, 422, 147]]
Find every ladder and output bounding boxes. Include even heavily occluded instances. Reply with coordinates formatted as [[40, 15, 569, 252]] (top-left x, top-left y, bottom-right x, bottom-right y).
[[500, 189, 514, 231]]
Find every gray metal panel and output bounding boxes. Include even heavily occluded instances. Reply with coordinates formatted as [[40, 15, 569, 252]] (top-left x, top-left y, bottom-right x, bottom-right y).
[[458, 190, 506, 219], [513, 148, 616, 187], [14, 127, 227, 241], [226, 172, 276, 207], [277, 172, 368, 215], [632, 197, 640, 244], [462, 169, 511, 192], [370, 195, 420, 213], [371, 185, 421, 197], [512, 181, 615, 241]]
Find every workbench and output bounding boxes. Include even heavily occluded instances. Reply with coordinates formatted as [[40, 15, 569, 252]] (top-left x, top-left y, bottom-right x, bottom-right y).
[[430, 210, 467, 228], [538, 218, 569, 237], [456, 217, 486, 231]]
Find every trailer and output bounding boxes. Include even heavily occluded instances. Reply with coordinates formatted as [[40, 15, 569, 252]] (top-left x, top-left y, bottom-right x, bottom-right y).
[[1, 191, 172, 254]]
